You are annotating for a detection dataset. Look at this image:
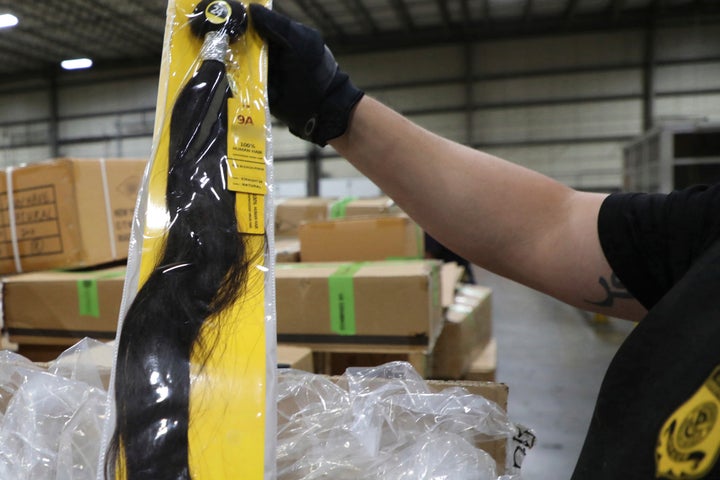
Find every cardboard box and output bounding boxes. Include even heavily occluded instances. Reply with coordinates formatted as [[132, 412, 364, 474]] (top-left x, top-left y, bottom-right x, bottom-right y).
[[455, 284, 494, 350], [426, 377, 507, 471], [275, 236, 300, 263], [276, 260, 443, 351], [277, 344, 314, 372], [313, 350, 430, 377], [274, 196, 403, 236], [465, 338, 498, 382], [1, 266, 125, 347], [299, 215, 424, 262], [440, 261, 465, 307], [431, 285, 493, 379], [274, 197, 336, 236], [309, 264, 464, 378], [0, 158, 146, 274], [341, 196, 401, 217]]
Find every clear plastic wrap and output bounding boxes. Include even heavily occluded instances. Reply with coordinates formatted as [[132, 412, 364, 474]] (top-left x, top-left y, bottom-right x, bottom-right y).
[[277, 361, 534, 480], [47, 338, 113, 391], [0, 350, 41, 423], [97, 1, 275, 479], [0, 339, 108, 480], [1, 347, 532, 479]]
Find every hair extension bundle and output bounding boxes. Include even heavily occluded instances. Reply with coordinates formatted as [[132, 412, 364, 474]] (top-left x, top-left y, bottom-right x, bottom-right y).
[[106, 2, 256, 478]]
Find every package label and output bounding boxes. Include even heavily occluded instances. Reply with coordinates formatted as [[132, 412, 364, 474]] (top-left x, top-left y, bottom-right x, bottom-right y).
[[0, 185, 63, 260]]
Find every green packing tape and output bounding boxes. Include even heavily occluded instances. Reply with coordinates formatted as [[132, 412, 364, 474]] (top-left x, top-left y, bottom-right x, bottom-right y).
[[328, 262, 364, 335], [77, 279, 100, 317], [329, 196, 357, 219]]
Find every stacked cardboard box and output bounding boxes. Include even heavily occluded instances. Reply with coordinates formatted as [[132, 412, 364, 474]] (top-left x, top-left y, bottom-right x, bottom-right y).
[[0, 157, 146, 274], [276, 195, 468, 377], [0, 157, 146, 360], [1, 266, 125, 361], [274, 237, 301, 263], [276, 260, 443, 352], [338, 196, 401, 218], [276, 195, 496, 380], [275, 195, 440, 375], [298, 215, 423, 262], [431, 284, 494, 380], [276, 344, 314, 372], [274, 195, 401, 237], [275, 197, 336, 237]]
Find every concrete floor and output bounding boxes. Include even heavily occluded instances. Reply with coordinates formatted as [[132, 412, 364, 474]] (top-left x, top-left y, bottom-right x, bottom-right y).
[[472, 267, 636, 480]]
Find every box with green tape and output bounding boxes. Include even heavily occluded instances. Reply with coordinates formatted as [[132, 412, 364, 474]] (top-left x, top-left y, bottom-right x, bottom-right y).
[[1, 266, 124, 347], [276, 260, 444, 351], [331, 196, 401, 219], [275, 196, 402, 238], [275, 197, 337, 237], [299, 215, 424, 262]]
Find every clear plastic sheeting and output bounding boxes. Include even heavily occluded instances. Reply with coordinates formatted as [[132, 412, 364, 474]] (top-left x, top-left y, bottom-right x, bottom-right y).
[[0, 343, 533, 480], [0, 339, 110, 480], [277, 361, 533, 480], [48, 338, 113, 391]]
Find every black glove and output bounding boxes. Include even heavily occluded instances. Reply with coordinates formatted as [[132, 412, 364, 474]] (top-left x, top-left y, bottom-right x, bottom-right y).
[[249, 4, 364, 146]]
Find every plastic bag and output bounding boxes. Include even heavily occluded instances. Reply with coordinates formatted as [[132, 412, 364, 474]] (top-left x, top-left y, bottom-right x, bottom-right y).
[[0, 339, 108, 480], [48, 338, 113, 391], [277, 361, 534, 480], [2, 346, 533, 480], [98, 1, 275, 478]]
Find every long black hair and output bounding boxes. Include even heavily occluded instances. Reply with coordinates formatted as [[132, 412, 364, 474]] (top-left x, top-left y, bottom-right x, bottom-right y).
[[106, 2, 254, 478]]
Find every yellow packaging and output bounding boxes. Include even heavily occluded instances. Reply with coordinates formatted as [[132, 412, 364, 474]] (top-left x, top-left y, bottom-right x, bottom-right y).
[[104, 2, 274, 479]]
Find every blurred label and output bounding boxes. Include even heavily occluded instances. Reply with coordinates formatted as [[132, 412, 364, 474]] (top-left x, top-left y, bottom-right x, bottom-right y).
[[236, 192, 264, 234]]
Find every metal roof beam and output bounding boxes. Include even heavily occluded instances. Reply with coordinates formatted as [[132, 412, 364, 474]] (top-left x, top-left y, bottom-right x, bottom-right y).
[[523, 0, 534, 24], [325, 4, 720, 54], [480, 0, 491, 23], [66, 0, 162, 49], [435, 0, 452, 29], [389, 0, 415, 31], [563, 0, 581, 22], [290, 0, 345, 37], [342, 0, 379, 33], [607, 0, 625, 22]]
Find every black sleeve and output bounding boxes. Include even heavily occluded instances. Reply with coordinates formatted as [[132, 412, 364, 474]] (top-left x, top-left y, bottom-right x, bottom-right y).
[[598, 184, 720, 309]]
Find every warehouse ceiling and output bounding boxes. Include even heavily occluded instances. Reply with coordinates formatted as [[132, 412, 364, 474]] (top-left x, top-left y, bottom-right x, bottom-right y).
[[0, 0, 718, 82]]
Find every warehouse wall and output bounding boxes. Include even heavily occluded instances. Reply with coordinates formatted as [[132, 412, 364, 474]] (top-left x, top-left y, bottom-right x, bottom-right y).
[[1, 22, 718, 194]]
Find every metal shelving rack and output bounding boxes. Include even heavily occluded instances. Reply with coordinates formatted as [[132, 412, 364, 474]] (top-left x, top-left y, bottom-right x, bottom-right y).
[[623, 120, 720, 193]]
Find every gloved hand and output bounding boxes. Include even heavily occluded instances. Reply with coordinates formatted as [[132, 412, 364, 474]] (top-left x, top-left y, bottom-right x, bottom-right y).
[[249, 4, 364, 146]]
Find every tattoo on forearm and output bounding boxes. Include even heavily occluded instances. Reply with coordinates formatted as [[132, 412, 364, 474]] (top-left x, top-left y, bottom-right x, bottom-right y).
[[585, 273, 634, 307]]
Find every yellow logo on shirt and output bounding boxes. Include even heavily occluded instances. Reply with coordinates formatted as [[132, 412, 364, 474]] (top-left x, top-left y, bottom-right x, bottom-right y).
[[656, 365, 720, 479]]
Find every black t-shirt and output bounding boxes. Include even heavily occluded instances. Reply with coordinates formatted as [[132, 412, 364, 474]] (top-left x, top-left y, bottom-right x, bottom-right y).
[[571, 185, 720, 479]]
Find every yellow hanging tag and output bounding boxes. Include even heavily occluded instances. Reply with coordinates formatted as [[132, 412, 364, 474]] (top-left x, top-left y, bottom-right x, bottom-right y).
[[227, 90, 267, 195], [236, 192, 265, 234]]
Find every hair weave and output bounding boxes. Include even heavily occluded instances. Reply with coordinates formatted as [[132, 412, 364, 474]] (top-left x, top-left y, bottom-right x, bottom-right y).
[[106, 55, 256, 479]]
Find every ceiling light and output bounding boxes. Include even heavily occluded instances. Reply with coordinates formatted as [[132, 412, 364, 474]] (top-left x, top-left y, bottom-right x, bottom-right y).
[[61, 58, 93, 70], [0, 13, 18, 28]]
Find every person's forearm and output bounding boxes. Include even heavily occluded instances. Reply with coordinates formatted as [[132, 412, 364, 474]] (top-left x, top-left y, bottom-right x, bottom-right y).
[[331, 97, 571, 273], [330, 96, 621, 310]]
